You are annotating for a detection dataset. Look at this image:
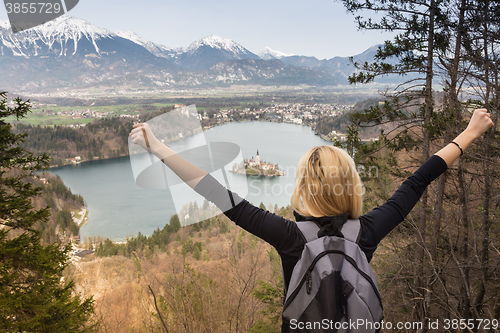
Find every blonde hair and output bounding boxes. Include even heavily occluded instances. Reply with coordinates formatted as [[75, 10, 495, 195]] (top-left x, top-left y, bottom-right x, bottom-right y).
[[291, 146, 364, 219]]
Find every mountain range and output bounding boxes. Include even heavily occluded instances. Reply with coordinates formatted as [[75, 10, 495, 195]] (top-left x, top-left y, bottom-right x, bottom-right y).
[[0, 16, 387, 93]]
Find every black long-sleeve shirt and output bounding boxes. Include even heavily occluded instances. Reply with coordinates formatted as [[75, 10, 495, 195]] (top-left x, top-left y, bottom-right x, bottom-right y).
[[194, 154, 448, 290]]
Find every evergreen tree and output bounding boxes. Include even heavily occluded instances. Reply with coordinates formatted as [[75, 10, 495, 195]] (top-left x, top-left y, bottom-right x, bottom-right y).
[[168, 214, 181, 232], [0, 92, 96, 332]]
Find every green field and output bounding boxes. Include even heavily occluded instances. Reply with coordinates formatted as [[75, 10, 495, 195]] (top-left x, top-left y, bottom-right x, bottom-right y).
[[7, 102, 177, 126], [9, 115, 95, 126]]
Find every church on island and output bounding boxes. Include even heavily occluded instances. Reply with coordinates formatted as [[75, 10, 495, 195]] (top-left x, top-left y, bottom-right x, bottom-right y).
[[231, 150, 285, 177]]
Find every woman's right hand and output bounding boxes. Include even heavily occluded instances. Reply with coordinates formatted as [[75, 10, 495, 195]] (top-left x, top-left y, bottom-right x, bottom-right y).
[[130, 123, 207, 188], [465, 108, 494, 140]]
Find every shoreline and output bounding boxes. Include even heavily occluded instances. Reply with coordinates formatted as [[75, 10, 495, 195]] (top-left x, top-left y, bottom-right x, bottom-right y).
[[49, 119, 334, 168], [48, 154, 132, 169]]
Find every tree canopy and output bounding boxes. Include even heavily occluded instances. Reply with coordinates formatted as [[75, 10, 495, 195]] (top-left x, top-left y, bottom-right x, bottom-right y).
[[0, 92, 96, 332]]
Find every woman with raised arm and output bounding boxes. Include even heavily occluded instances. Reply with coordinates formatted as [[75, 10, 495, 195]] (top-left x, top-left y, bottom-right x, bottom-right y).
[[130, 108, 494, 331]]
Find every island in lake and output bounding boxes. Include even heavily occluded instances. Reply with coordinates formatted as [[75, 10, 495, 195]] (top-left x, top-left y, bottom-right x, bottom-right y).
[[230, 150, 285, 177]]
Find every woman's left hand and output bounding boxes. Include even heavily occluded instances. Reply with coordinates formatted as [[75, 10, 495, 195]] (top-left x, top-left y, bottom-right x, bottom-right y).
[[464, 108, 495, 140]]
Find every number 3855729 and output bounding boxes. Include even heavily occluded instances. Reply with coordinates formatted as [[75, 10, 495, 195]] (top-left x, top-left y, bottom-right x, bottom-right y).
[[5, 2, 62, 14]]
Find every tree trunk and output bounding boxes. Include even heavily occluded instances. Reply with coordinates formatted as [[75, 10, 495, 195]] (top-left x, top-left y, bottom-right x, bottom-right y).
[[416, 1, 435, 330], [475, 0, 493, 315]]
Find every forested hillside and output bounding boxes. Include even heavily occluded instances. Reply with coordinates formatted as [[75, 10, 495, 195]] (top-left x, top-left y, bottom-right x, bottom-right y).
[[20, 171, 86, 245], [314, 98, 388, 139], [14, 118, 134, 166]]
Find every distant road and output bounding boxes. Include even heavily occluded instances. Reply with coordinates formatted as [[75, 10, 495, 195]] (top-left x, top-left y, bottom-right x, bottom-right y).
[[73, 208, 88, 227]]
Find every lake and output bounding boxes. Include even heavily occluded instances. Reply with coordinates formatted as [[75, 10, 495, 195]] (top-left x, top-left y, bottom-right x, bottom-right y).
[[49, 121, 330, 241]]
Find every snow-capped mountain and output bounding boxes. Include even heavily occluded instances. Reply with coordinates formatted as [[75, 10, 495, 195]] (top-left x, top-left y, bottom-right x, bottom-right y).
[[0, 16, 389, 93], [258, 47, 292, 60], [102, 31, 260, 71], [0, 16, 115, 57], [0, 15, 182, 78], [184, 35, 252, 55], [115, 30, 174, 59], [169, 35, 259, 71], [0, 16, 180, 91]]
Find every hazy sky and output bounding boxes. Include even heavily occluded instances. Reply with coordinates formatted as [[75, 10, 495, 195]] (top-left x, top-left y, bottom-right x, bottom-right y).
[[0, 0, 395, 59]]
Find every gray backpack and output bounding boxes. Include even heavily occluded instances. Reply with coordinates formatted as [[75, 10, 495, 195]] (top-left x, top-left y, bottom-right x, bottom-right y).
[[282, 219, 383, 332]]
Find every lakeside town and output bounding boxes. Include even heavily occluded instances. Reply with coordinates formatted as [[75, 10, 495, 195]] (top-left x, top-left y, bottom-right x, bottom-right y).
[[209, 102, 350, 124], [201, 102, 352, 140]]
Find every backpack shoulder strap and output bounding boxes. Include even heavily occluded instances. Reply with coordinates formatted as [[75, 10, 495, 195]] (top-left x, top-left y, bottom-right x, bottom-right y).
[[283, 221, 319, 298], [341, 219, 362, 243], [296, 219, 362, 243], [295, 221, 320, 243]]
